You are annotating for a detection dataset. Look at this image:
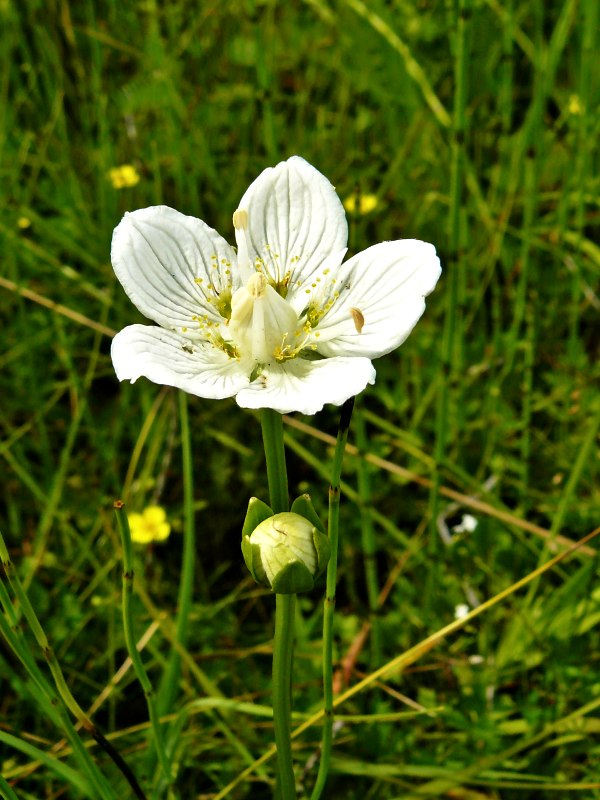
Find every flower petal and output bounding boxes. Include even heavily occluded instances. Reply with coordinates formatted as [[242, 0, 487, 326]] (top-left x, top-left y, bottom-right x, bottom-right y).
[[111, 324, 250, 399], [111, 206, 238, 337], [312, 240, 441, 359], [237, 156, 348, 287], [235, 356, 376, 415]]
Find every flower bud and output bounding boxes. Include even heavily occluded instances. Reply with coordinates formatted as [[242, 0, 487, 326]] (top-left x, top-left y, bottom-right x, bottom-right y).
[[241, 498, 330, 594]]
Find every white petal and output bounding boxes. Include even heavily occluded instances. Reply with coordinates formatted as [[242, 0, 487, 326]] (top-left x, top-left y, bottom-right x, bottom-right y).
[[237, 156, 348, 287], [235, 356, 376, 415], [313, 240, 441, 358], [111, 324, 250, 399], [111, 206, 238, 337]]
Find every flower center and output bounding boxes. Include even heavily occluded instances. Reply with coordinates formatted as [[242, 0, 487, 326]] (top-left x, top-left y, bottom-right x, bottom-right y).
[[230, 209, 301, 364]]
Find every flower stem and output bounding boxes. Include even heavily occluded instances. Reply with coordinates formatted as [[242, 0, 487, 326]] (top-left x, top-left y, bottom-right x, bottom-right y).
[[273, 592, 297, 800], [311, 397, 355, 800], [261, 408, 289, 514], [260, 408, 296, 799]]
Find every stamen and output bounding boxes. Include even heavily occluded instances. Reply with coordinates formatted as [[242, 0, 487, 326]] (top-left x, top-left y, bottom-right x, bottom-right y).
[[232, 209, 248, 230], [350, 307, 365, 333], [233, 208, 253, 282]]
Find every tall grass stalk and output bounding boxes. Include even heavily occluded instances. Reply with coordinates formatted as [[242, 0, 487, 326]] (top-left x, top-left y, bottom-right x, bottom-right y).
[[113, 503, 172, 788], [0, 534, 119, 800], [153, 392, 199, 765], [354, 409, 381, 666], [212, 525, 600, 797], [430, 0, 469, 571], [311, 397, 354, 800], [569, 0, 598, 355], [0, 596, 100, 797], [0, 769, 20, 800]]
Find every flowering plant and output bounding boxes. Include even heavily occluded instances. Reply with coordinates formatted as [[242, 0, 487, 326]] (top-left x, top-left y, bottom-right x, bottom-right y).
[[111, 157, 440, 414], [109, 156, 442, 799]]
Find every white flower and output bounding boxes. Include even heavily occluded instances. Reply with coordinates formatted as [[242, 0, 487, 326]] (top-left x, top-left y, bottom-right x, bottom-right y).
[[111, 157, 441, 415], [452, 514, 478, 535]]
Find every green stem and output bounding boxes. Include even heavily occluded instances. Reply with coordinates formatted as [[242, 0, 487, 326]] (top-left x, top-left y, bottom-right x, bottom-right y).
[[261, 408, 289, 514], [272, 593, 297, 800], [0, 769, 20, 800], [0, 727, 89, 796], [0, 598, 104, 799], [156, 392, 199, 710], [143, 392, 198, 785], [260, 408, 295, 799], [113, 502, 172, 785], [354, 410, 381, 666], [0, 534, 117, 800], [311, 397, 355, 800], [0, 536, 91, 724]]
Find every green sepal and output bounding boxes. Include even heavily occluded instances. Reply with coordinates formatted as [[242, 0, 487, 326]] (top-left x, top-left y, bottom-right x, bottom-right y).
[[241, 498, 274, 587], [242, 538, 269, 587], [242, 497, 273, 540], [290, 494, 324, 533], [312, 528, 331, 576], [241, 536, 254, 581], [271, 561, 315, 594], [290, 495, 329, 576]]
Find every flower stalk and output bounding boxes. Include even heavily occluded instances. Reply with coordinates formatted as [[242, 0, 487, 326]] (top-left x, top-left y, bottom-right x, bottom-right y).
[[260, 408, 297, 799], [311, 396, 355, 800], [261, 408, 289, 516]]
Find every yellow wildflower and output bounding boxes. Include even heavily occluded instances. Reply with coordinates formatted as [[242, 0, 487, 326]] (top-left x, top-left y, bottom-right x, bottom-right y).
[[567, 95, 583, 115], [128, 505, 170, 544], [17, 216, 31, 229], [343, 193, 379, 216], [108, 164, 140, 190]]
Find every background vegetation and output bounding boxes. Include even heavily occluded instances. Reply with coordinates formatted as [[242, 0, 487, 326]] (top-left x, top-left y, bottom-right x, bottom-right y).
[[1, 0, 599, 798]]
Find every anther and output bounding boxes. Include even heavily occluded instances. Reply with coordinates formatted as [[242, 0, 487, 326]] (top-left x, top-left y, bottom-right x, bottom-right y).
[[350, 307, 365, 333], [233, 209, 253, 282], [233, 209, 248, 230]]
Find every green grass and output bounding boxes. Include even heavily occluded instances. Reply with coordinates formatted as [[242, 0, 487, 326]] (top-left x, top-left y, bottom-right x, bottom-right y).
[[1, 0, 600, 798]]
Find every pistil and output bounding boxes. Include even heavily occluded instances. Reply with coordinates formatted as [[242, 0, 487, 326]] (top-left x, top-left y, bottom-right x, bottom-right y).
[[229, 234, 300, 364]]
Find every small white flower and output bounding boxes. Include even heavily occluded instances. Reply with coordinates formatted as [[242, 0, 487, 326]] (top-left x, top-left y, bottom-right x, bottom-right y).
[[452, 514, 478, 535], [111, 157, 441, 415]]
